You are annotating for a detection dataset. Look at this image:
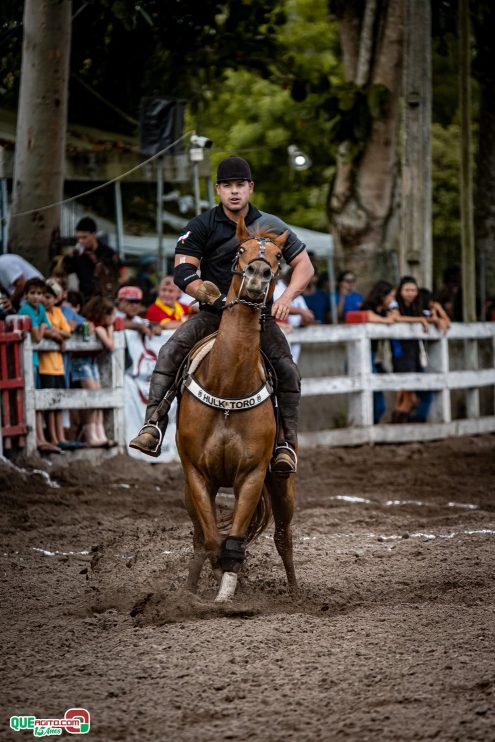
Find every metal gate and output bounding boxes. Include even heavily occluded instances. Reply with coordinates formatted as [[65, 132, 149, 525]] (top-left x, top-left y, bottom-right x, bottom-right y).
[[0, 316, 29, 454]]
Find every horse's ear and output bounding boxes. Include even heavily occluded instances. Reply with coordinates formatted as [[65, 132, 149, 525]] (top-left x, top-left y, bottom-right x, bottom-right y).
[[274, 230, 289, 249], [236, 217, 251, 243]]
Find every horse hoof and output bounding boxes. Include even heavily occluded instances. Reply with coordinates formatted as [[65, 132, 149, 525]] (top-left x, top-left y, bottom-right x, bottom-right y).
[[214, 572, 238, 602]]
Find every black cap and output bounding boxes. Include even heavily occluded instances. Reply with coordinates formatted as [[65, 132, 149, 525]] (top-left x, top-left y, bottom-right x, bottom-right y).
[[76, 217, 97, 233], [216, 156, 252, 183]]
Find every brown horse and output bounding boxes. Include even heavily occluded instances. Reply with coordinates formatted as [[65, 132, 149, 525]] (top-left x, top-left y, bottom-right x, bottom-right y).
[[176, 217, 297, 601]]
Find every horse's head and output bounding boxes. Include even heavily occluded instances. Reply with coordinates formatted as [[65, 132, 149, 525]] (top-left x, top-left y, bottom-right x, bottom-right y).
[[230, 217, 288, 306]]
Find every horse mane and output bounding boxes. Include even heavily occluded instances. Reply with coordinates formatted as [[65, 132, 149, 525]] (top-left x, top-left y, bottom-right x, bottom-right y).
[[236, 216, 283, 246], [253, 225, 280, 242]]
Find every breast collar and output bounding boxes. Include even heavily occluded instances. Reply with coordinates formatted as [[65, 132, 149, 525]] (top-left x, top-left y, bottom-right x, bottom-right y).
[[183, 376, 271, 417]]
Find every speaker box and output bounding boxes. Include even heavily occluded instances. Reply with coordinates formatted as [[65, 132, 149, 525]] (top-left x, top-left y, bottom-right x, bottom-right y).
[[139, 98, 185, 157]]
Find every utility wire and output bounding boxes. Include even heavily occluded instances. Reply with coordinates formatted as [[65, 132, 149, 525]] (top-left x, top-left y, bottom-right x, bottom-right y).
[[72, 73, 140, 126], [9, 130, 193, 219]]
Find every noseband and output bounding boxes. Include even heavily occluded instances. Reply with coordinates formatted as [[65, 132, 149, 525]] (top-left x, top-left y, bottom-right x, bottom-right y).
[[228, 237, 281, 310]]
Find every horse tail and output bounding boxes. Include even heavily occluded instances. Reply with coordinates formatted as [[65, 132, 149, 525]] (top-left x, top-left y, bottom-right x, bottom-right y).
[[217, 487, 272, 544], [246, 486, 272, 543]]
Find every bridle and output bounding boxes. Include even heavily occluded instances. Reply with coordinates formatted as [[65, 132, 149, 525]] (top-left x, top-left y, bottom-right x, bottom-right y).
[[227, 237, 282, 311]]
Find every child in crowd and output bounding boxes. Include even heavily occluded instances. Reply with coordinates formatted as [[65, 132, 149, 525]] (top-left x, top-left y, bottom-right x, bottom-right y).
[[61, 288, 96, 439], [60, 287, 84, 333], [65, 290, 84, 315], [72, 296, 117, 447], [145, 276, 192, 329], [18, 278, 66, 453], [116, 285, 160, 337], [40, 278, 78, 450]]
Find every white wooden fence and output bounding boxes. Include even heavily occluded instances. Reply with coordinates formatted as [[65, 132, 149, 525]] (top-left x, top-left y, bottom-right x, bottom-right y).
[[23, 331, 126, 456], [291, 322, 495, 447], [7, 321, 495, 458]]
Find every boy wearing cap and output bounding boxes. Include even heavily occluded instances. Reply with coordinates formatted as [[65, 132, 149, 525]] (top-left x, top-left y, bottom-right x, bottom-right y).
[[130, 155, 314, 475], [116, 285, 158, 337]]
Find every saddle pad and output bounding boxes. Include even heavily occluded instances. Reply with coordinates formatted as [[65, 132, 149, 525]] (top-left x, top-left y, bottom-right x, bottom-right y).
[[187, 331, 267, 382]]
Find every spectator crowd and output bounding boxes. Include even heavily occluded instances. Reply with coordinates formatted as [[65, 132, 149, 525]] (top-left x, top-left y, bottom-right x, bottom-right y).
[[0, 215, 490, 455], [0, 217, 196, 454]]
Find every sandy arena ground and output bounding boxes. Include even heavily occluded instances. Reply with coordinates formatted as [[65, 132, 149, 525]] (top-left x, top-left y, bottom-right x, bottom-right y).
[[1, 435, 495, 741]]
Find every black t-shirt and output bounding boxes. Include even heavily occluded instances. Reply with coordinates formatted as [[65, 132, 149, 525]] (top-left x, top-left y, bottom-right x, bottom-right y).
[[64, 241, 120, 301], [175, 204, 306, 302]]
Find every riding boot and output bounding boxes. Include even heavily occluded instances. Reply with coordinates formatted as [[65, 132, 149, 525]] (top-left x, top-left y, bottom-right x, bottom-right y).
[[271, 390, 299, 477], [129, 312, 221, 457], [260, 316, 301, 477], [128, 389, 174, 458]]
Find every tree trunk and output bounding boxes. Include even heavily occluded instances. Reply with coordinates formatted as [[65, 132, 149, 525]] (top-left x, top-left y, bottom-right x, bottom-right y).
[[475, 80, 495, 307], [8, 0, 72, 275], [400, 0, 432, 289], [473, 6, 495, 307], [329, 0, 404, 290], [458, 0, 476, 322]]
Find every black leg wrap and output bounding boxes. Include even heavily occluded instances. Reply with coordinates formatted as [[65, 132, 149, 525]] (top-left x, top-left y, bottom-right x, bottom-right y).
[[220, 536, 247, 573]]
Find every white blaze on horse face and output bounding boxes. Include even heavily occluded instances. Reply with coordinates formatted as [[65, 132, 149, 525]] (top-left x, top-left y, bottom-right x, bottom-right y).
[[215, 571, 238, 602]]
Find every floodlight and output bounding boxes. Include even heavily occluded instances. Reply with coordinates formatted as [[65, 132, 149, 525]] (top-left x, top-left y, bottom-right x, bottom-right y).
[[288, 144, 311, 171]]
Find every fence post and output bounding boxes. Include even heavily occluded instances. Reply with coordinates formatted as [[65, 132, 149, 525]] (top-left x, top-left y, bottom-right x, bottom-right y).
[[464, 337, 480, 418], [347, 330, 373, 426], [110, 330, 125, 447], [22, 333, 37, 456], [427, 334, 451, 423]]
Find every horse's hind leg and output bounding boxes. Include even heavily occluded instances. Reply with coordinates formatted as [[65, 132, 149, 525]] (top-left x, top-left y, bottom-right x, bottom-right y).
[[266, 473, 297, 593]]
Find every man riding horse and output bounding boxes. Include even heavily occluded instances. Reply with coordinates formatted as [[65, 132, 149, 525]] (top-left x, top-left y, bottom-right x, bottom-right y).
[[129, 156, 314, 475]]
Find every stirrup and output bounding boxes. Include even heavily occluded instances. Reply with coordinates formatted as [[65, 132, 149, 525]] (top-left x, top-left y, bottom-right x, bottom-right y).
[[129, 422, 163, 458], [270, 444, 298, 476]]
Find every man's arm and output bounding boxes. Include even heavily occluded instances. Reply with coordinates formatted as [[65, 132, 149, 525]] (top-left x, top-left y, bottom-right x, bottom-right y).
[[174, 255, 203, 299], [9, 275, 27, 309], [173, 254, 223, 307], [173, 251, 316, 318], [271, 251, 314, 322]]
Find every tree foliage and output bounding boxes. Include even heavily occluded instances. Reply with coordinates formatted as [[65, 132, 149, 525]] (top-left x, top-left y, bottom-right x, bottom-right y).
[[1, 0, 492, 281], [199, 0, 341, 229]]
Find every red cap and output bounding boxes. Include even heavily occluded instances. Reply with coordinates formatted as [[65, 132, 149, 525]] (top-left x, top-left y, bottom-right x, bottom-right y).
[[117, 285, 143, 301]]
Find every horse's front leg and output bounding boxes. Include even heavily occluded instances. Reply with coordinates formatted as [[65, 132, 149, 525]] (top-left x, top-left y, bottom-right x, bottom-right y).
[[184, 484, 208, 592], [183, 467, 222, 587], [215, 466, 267, 602]]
